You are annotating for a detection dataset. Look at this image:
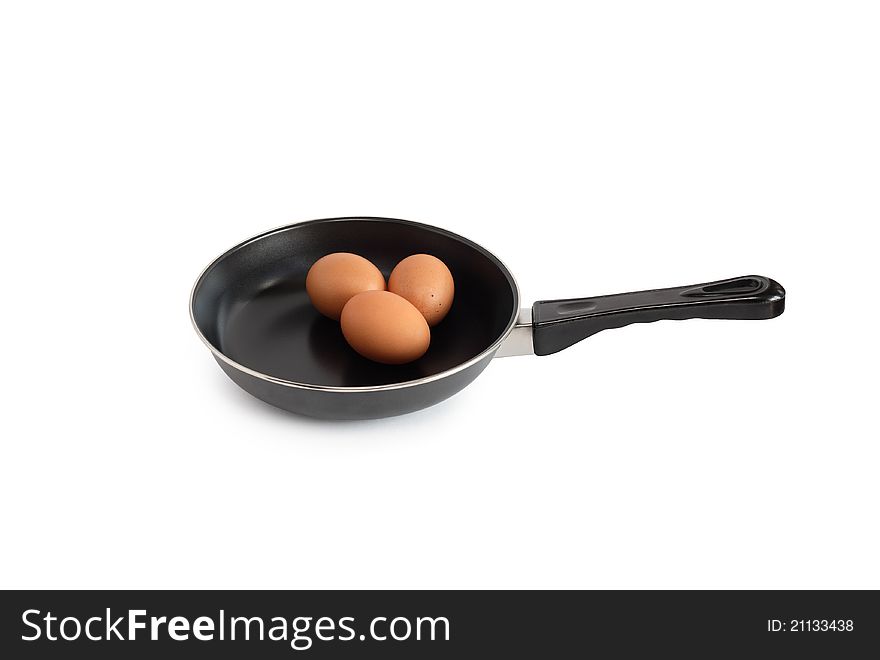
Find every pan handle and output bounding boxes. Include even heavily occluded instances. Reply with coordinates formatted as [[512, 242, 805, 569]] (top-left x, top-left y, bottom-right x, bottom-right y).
[[531, 275, 785, 356]]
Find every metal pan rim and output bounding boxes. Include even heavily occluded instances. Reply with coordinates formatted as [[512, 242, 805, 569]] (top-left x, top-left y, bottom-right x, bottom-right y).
[[190, 216, 521, 393]]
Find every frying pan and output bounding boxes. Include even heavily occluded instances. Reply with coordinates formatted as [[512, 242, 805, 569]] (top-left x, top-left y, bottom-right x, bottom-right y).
[[190, 217, 785, 419]]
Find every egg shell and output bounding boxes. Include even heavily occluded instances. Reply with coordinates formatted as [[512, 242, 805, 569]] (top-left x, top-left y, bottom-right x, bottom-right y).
[[388, 254, 454, 326], [306, 252, 386, 320], [340, 290, 431, 365]]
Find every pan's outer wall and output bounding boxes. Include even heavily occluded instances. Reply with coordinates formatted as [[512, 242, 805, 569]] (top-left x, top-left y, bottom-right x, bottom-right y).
[[216, 351, 496, 420], [192, 216, 521, 419]]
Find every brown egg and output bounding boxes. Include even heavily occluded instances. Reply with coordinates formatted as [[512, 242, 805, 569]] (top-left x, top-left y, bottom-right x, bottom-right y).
[[306, 253, 386, 320], [340, 290, 430, 364], [388, 254, 454, 326]]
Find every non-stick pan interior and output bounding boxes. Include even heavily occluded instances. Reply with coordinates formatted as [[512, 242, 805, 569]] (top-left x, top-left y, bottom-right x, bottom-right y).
[[191, 218, 518, 387]]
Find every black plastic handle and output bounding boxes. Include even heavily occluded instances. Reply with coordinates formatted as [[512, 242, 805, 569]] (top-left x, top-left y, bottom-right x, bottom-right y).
[[532, 275, 785, 356]]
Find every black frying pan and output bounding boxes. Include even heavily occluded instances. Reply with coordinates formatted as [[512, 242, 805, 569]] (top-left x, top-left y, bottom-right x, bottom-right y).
[[190, 217, 785, 419]]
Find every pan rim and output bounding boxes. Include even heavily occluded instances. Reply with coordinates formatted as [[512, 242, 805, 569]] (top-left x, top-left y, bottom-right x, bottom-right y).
[[189, 216, 521, 393]]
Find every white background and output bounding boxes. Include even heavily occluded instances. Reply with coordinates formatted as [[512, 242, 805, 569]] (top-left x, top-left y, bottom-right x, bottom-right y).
[[1, 1, 878, 589]]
